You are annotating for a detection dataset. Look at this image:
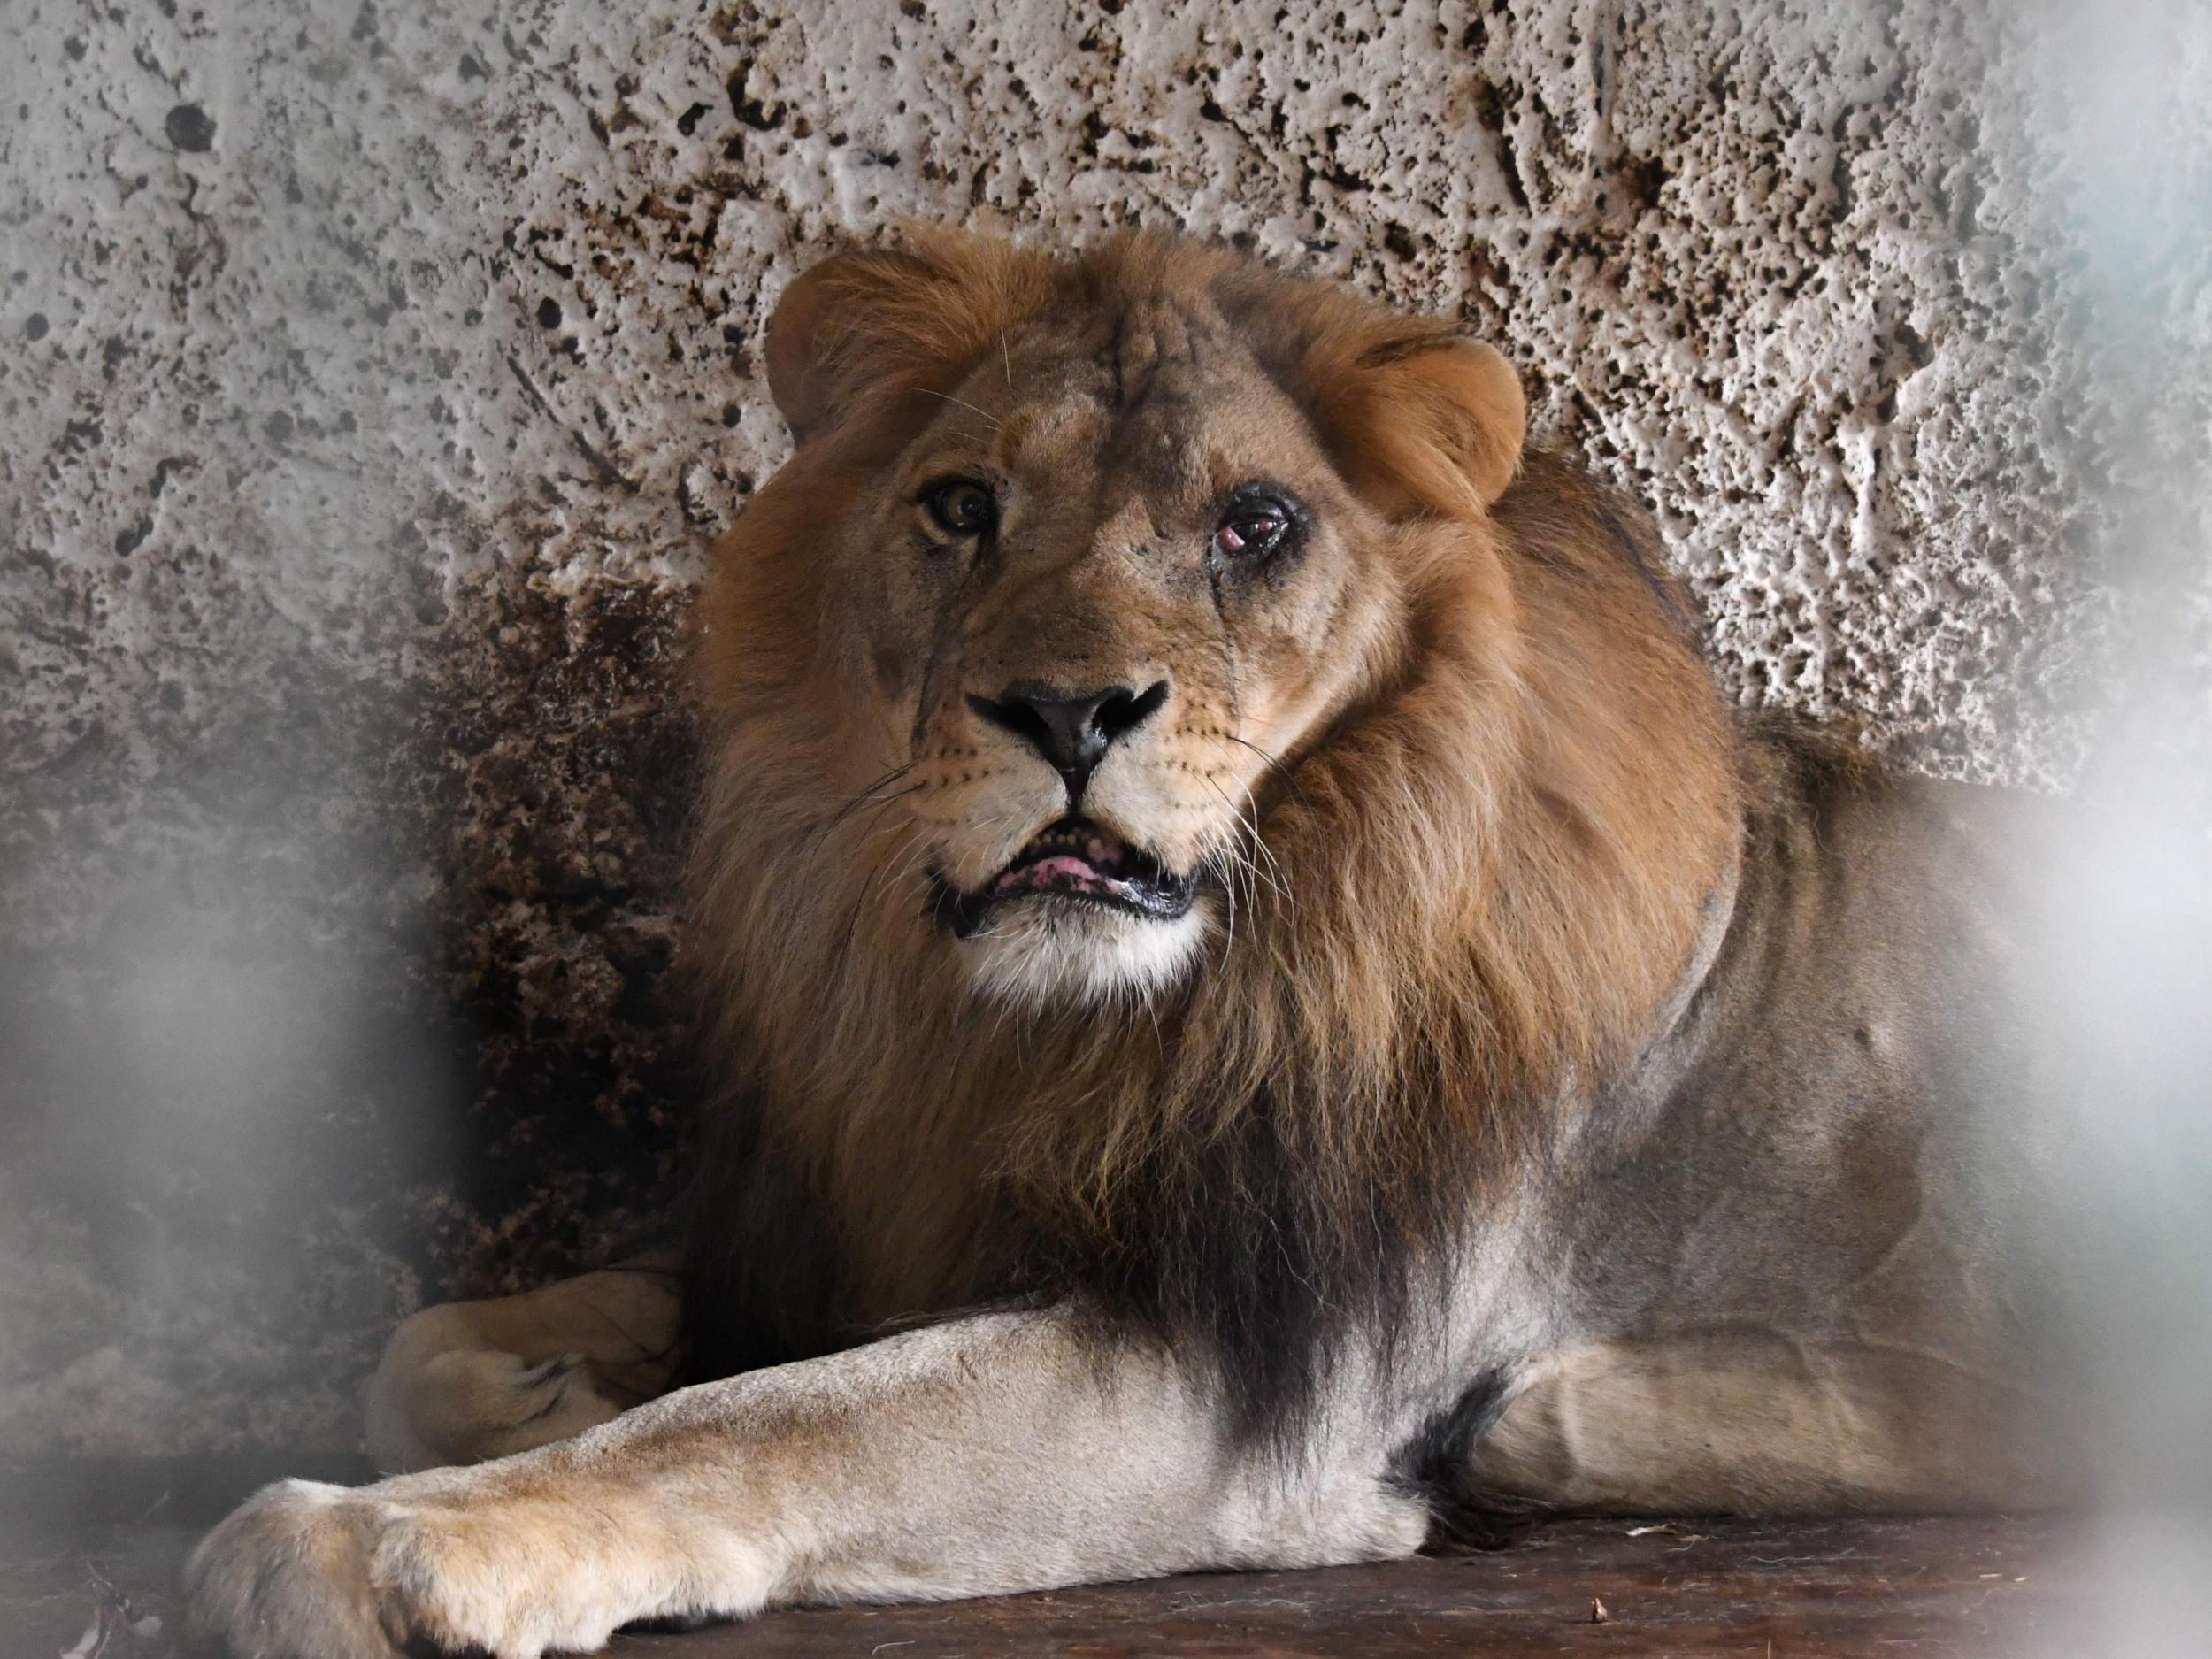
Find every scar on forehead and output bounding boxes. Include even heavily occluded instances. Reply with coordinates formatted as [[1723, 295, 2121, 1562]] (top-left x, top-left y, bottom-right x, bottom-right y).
[[976, 302, 1227, 481], [1102, 300, 1211, 411]]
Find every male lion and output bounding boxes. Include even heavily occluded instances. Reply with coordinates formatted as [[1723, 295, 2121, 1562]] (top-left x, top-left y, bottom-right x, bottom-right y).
[[188, 232, 2073, 1656]]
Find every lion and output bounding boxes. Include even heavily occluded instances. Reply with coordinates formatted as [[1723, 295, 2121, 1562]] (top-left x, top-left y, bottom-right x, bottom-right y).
[[186, 230, 2078, 1657]]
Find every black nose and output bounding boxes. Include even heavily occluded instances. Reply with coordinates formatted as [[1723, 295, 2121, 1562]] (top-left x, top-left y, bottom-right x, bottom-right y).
[[967, 680, 1171, 803]]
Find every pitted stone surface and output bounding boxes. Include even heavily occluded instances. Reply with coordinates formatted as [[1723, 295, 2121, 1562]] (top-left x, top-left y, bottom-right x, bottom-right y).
[[2, 1, 2205, 1455]]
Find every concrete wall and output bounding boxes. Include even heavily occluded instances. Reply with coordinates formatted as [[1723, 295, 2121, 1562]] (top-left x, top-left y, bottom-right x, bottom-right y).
[[3, 0, 2205, 1456]]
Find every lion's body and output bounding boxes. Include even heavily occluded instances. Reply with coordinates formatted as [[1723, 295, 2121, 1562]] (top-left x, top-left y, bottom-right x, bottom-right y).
[[1472, 743, 2066, 1513], [190, 234, 2078, 1658]]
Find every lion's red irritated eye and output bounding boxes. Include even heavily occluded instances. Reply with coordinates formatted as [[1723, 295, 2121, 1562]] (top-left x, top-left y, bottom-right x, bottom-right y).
[[1215, 514, 1286, 558]]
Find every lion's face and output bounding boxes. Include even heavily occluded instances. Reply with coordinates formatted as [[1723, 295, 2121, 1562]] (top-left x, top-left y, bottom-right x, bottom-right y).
[[831, 304, 1407, 1006], [698, 234, 1529, 1013]]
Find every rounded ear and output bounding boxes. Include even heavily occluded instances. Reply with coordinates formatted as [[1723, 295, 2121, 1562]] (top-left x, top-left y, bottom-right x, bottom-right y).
[[1366, 335, 1527, 511], [762, 235, 1054, 445], [763, 248, 937, 443]]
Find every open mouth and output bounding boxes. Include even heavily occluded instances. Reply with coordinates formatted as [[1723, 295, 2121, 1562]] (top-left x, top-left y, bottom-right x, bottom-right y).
[[931, 817, 1197, 937]]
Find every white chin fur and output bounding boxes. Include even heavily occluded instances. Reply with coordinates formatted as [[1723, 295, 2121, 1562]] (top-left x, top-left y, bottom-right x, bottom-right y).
[[960, 897, 1210, 1011]]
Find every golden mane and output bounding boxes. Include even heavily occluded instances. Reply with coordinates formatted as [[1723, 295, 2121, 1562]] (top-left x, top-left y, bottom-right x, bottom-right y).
[[680, 232, 1744, 1432]]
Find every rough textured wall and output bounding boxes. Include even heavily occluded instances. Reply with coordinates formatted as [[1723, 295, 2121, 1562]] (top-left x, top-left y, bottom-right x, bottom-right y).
[[2, 0, 2205, 1457]]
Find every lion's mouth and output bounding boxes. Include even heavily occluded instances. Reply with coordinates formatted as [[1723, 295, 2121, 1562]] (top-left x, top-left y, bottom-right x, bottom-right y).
[[932, 818, 1197, 936]]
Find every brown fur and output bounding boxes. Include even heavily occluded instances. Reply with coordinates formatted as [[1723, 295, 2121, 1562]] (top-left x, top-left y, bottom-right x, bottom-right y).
[[679, 231, 1745, 1428]]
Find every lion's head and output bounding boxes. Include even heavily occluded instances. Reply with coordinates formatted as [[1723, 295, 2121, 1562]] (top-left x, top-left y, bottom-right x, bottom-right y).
[[685, 231, 1744, 1429], [696, 232, 1534, 1009]]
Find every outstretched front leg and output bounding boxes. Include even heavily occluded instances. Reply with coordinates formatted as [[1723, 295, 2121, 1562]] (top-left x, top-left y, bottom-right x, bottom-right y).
[[188, 1308, 1439, 1659]]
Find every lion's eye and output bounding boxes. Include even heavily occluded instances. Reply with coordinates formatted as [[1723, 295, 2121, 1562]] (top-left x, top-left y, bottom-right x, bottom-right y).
[[1214, 512, 1286, 558], [1212, 488, 1298, 562], [923, 480, 997, 538]]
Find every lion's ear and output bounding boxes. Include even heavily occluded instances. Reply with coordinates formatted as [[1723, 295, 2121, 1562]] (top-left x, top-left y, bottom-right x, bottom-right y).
[[1357, 334, 1527, 513], [764, 237, 1050, 444], [764, 248, 934, 442]]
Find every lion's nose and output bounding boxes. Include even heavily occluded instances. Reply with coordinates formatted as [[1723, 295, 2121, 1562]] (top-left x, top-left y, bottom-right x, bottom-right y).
[[967, 680, 1170, 805]]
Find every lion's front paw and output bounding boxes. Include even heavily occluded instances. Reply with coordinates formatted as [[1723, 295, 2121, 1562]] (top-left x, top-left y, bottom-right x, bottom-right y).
[[185, 1475, 620, 1659], [184, 1479, 417, 1659]]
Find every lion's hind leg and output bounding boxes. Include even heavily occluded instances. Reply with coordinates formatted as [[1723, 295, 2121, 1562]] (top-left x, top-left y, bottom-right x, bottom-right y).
[[364, 1258, 683, 1472], [1468, 1332, 2064, 1515]]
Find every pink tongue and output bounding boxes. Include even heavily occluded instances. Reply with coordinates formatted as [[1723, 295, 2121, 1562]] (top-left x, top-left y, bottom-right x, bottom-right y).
[[1002, 853, 1102, 891], [1028, 854, 1099, 880]]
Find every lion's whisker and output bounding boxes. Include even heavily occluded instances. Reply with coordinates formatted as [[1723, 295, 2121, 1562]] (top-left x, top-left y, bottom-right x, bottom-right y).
[[913, 387, 1003, 431], [1227, 733, 1310, 812], [1202, 774, 1292, 916], [806, 764, 924, 856]]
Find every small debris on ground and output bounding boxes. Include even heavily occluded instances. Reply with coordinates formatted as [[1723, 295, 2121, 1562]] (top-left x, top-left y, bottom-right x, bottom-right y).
[[1591, 1595, 1611, 1624], [58, 1563, 162, 1658], [1625, 1522, 1709, 1544]]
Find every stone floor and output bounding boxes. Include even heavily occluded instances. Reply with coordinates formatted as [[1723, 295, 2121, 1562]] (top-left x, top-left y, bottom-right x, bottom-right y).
[[0, 1456, 2077, 1657]]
